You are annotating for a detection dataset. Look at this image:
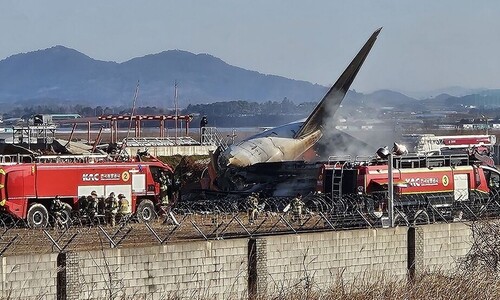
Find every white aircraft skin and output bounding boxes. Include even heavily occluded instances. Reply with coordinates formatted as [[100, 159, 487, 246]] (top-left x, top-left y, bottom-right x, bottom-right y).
[[216, 28, 382, 169], [218, 120, 321, 168]]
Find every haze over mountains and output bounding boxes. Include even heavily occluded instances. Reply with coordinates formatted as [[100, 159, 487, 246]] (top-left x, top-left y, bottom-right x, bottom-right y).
[[0, 46, 499, 110]]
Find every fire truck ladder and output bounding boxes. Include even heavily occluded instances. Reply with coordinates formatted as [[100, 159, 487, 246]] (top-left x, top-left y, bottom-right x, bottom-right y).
[[328, 156, 352, 199], [0, 154, 34, 164], [35, 154, 111, 163], [392, 154, 470, 169]]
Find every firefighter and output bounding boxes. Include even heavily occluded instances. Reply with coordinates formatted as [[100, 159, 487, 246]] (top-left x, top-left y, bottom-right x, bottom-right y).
[[50, 196, 64, 227], [50, 196, 63, 213], [246, 192, 260, 224], [159, 171, 171, 205], [105, 192, 119, 227], [290, 193, 304, 224], [200, 115, 208, 128], [117, 194, 131, 219], [87, 191, 99, 222], [78, 195, 89, 214]]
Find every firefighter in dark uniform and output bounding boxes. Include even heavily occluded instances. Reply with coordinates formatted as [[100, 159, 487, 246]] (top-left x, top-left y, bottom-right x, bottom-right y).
[[50, 196, 63, 214], [105, 192, 119, 227], [78, 195, 89, 214], [87, 191, 99, 222], [50, 196, 64, 227]]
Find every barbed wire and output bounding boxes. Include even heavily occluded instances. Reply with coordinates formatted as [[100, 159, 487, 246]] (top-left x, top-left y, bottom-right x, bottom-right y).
[[0, 192, 500, 256]]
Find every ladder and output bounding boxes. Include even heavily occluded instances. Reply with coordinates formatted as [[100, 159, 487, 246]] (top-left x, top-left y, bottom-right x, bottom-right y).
[[0, 154, 34, 164], [327, 156, 352, 199], [331, 161, 352, 199], [35, 154, 111, 163]]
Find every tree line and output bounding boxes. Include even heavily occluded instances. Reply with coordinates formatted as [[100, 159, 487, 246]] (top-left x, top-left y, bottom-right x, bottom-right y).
[[3, 98, 316, 118]]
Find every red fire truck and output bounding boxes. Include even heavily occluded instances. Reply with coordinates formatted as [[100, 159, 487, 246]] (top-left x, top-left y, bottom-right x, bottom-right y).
[[316, 152, 500, 225], [0, 156, 174, 228]]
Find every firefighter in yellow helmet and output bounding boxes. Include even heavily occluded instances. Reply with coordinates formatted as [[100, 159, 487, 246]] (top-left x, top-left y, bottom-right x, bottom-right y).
[[117, 193, 131, 221]]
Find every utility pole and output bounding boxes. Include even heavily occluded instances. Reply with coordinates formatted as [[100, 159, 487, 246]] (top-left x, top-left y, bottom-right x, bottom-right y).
[[174, 81, 178, 145]]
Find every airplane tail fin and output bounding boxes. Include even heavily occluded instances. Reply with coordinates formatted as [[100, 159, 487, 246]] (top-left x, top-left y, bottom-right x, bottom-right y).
[[294, 27, 382, 139]]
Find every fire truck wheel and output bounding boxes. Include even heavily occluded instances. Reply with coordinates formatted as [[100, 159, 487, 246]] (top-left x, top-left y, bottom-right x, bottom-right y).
[[58, 204, 72, 227], [137, 199, 156, 222], [27, 203, 49, 228]]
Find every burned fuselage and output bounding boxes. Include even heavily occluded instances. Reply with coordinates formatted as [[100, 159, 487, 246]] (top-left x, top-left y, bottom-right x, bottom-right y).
[[209, 28, 382, 196]]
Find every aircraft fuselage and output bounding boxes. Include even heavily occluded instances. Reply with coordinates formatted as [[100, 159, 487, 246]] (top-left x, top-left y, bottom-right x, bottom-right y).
[[218, 121, 322, 168]]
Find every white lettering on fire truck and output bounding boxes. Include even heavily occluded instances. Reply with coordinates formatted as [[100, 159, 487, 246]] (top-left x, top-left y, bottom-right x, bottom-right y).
[[100, 173, 120, 181], [406, 177, 439, 187], [82, 173, 99, 181], [82, 173, 121, 181]]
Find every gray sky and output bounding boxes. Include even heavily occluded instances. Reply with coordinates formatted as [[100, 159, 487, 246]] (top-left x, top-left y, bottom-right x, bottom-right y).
[[1, 0, 499, 95]]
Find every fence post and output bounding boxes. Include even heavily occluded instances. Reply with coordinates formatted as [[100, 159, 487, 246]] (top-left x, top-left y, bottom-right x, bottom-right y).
[[408, 226, 424, 282], [57, 252, 80, 300], [248, 237, 267, 300]]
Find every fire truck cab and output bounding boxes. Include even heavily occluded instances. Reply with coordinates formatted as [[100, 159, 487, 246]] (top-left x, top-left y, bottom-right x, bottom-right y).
[[0, 155, 174, 228]]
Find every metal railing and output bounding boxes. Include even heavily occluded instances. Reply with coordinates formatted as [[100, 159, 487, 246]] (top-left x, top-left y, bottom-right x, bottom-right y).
[[124, 136, 200, 147], [201, 127, 227, 150]]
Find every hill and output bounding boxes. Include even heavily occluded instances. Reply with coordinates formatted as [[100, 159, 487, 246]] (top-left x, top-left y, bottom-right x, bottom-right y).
[[3, 46, 498, 113], [0, 46, 327, 107]]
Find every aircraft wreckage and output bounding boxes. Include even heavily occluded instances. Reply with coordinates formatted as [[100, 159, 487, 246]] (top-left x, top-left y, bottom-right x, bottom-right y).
[[202, 28, 382, 197]]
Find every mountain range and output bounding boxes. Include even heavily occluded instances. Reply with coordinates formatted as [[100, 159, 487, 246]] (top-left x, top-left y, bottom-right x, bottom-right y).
[[1, 46, 500, 110], [0, 46, 326, 107]]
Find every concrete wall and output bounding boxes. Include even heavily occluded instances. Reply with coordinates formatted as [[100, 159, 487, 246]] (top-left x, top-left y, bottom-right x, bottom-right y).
[[264, 227, 408, 294], [76, 240, 248, 299], [420, 223, 473, 271], [0, 253, 57, 299], [0, 222, 479, 299]]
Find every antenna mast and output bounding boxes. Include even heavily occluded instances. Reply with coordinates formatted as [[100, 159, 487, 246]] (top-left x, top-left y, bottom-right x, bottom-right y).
[[174, 81, 178, 145], [127, 81, 140, 140], [117, 81, 139, 158]]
